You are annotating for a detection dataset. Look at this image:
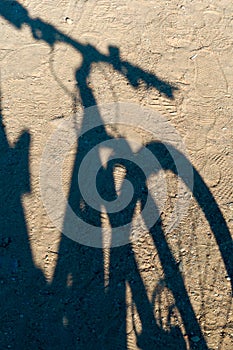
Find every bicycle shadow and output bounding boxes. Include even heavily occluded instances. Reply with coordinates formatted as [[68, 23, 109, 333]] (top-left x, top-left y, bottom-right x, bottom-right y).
[[0, 1, 232, 349]]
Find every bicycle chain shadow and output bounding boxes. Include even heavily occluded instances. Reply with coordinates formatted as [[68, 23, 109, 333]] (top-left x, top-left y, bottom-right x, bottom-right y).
[[0, 1, 232, 349]]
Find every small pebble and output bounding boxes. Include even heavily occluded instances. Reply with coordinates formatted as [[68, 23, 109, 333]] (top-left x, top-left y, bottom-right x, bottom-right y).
[[190, 54, 198, 60], [65, 17, 73, 25], [178, 261, 183, 272]]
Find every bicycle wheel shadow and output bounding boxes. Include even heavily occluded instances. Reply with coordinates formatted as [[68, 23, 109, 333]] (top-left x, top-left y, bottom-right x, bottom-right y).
[[51, 107, 232, 350], [0, 1, 232, 349]]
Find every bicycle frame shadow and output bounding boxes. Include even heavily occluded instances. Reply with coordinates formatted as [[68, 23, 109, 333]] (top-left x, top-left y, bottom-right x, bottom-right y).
[[0, 1, 232, 349]]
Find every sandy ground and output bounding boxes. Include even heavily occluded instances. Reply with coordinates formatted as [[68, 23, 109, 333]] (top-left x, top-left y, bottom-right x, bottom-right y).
[[0, 1, 232, 349]]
